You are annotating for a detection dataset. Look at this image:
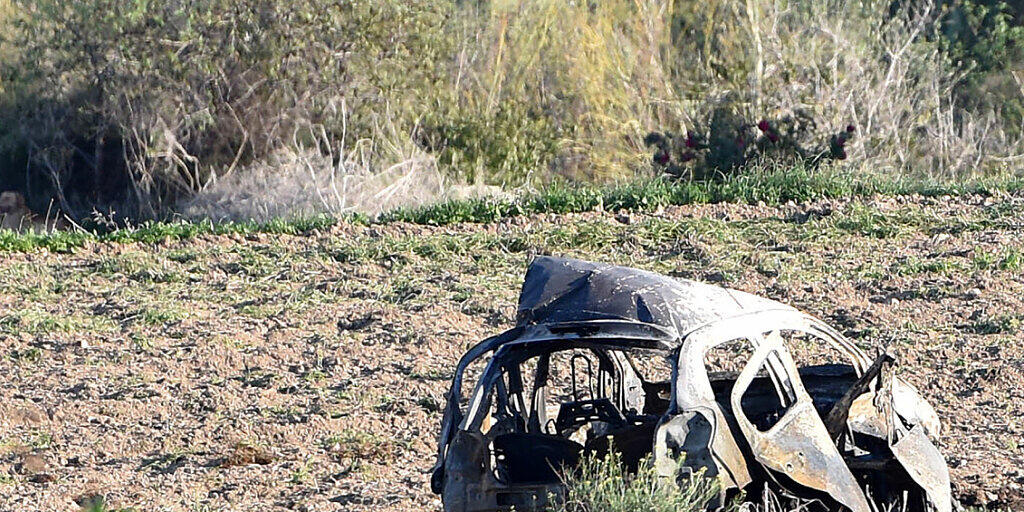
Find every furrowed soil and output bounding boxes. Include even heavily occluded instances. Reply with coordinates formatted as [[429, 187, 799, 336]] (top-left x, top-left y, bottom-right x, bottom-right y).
[[1, 194, 1023, 511]]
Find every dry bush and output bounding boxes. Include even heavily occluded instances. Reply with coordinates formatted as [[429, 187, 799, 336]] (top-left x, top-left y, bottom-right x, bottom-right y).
[[437, 0, 1023, 185], [0, 0, 452, 219], [422, 0, 680, 184], [178, 118, 449, 222], [743, 1, 1022, 177]]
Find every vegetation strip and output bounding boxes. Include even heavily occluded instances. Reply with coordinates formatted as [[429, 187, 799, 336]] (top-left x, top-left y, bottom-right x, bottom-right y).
[[2, 169, 1022, 253]]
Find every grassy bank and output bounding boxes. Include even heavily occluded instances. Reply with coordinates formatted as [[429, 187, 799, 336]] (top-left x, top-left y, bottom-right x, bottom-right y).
[[2, 168, 1022, 253]]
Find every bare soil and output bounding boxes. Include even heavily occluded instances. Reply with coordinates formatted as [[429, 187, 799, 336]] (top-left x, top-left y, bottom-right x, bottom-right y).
[[1, 193, 1022, 511]]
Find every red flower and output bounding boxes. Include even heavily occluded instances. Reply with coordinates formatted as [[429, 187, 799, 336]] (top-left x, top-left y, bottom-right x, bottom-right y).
[[767, 132, 779, 143], [757, 120, 771, 132], [846, 124, 856, 133], [654, 150, 670, 165], [685, 133, 698, 148]]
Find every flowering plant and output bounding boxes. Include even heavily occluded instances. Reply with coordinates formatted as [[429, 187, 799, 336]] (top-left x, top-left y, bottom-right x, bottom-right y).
[[645, 110, 856, 180]]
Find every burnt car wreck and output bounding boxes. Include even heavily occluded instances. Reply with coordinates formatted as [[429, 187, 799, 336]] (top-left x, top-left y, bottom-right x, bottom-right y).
[[431, 257, 951, 512]]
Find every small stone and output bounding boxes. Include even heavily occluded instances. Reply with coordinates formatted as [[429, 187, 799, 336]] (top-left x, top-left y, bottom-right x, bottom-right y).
[[29, 472, 56, 483], [18, 454, 47, 475], [705, 271, 725, 283]]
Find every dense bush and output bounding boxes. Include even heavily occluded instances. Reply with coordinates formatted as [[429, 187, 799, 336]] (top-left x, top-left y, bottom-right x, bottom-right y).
[[936, 0, 1024, 131], [0, 0, 1021, 222], [0, 0, 453, 218], [659, 0, 1022, 180]]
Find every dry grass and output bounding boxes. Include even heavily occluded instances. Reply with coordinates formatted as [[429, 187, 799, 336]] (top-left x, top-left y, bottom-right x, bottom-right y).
[[741, 1, 1023, 177], [177, 114, 450, 222]]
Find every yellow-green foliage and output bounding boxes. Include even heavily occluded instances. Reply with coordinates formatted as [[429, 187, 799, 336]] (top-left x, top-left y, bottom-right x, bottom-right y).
[[471, 0, 676, 180], [0, 0, 12, 93], [418, 0, 682, 184]]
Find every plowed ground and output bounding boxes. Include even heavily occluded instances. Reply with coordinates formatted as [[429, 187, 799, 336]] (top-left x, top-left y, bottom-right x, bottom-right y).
[[1, 193, 1022, 511]]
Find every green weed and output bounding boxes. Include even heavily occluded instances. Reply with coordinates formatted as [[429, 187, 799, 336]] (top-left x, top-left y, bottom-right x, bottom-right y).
[[553, 451, 721, 512], [973, 247, 1023, 271], [895, 256, 966, 276], [964, 315, 1022, 335], [80, 497, 137, 512]]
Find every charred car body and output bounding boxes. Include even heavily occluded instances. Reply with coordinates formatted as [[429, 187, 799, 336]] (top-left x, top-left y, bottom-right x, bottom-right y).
[[431, 257, 951, 512]]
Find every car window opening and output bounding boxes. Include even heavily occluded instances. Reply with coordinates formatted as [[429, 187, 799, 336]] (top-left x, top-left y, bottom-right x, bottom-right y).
[[470, 345, 669, 485]]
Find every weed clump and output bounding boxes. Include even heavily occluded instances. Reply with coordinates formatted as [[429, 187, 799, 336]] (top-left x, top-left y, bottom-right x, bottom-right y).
[[552, 451, 722, 512]]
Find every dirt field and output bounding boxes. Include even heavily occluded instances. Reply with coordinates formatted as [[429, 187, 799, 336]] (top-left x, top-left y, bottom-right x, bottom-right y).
[[1, 193, 1022, 511]]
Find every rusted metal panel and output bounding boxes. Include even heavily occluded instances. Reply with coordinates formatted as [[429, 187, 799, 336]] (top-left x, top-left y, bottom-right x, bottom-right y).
[[729, 340, 872, 512], [891, 425, 953, 512]]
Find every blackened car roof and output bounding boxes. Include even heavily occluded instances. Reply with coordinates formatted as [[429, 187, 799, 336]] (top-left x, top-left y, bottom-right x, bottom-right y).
[[515, 256, 795, 341]]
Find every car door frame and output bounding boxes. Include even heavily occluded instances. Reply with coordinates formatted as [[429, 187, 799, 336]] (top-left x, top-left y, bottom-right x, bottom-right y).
[[663, 309, 873, 512]]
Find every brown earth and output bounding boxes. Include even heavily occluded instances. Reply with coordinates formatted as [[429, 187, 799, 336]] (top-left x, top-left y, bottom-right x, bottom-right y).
[[0, 193, 1022, 511]]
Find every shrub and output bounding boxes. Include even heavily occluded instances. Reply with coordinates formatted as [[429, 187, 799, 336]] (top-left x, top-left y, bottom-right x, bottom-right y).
[[937, 0, 1024, 77], [644, 117, 857, 180], [418, 0, 676, 185], [936, 0, 1024, 133]]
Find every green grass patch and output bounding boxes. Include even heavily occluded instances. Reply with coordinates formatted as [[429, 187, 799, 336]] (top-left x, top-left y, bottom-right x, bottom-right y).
[[963, 314, 1023, 335], [137, 305, 187, 326], [80, 497, 137, 512], [894, 256, 967, 276], [321, 430, 392, 461], [1, 169, 1022, 254], [973, 247, 1023, 271], [0, 308, 117, 336], [0, 213, 345, 254], [380, 168, 1023, 225]]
